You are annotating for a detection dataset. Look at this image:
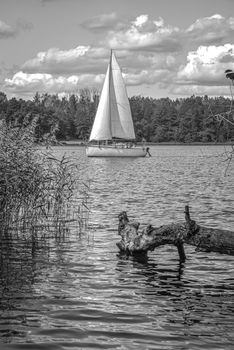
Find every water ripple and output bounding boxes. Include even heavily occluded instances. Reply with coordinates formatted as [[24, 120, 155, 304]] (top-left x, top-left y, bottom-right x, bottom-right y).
[[1, 145, 234, 350]]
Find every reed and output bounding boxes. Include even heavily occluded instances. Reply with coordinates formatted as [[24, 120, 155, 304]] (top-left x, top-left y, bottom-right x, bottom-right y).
[[0, 119, 90, 250]]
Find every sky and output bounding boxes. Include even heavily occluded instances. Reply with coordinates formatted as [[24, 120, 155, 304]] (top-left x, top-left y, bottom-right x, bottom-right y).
[[1, 0, 234, 100]]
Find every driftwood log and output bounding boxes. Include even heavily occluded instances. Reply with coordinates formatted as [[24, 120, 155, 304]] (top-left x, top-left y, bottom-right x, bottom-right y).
[[117, 206, 234, 261]]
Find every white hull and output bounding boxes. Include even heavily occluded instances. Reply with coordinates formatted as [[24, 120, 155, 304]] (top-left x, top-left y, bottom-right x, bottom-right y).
[[86, 145, 147, 157]]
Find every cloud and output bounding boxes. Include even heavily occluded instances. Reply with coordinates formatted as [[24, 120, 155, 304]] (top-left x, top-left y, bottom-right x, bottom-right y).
[[0, 19, 33, 39], [22, 46, 109, 74], [103, 14, 182, 52], [4, 71, 105, 95], [4, 13, 234, 99], [186, 14, 234, 45], [177, 44, 234, 86], [22, 44, 178, 76], [81, 12, 120, 32], [19, 44, 179, 93], [81, 12, 234, 53], [170, 84, 231, 97], [124, 69, 173, 86], [0, 20, 17, 39], [83, 13, 182, 53]]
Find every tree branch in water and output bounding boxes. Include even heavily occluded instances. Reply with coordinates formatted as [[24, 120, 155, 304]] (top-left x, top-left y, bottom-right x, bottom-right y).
[[117, 206, 234, 261]]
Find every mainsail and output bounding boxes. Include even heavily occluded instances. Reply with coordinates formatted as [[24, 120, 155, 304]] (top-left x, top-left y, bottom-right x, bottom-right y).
[[89, 51, 136, 141]]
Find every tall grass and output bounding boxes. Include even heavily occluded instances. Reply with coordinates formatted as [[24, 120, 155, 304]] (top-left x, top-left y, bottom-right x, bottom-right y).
[[0, 119, 90, 247], [0, 119, 91, 315]]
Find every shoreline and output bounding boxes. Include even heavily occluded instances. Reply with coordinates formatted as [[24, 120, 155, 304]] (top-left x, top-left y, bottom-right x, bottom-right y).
[[55, 141, 234, 147]]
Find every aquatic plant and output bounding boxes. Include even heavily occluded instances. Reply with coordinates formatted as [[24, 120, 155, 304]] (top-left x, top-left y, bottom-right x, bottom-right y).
[[0, 118, 90, 248]]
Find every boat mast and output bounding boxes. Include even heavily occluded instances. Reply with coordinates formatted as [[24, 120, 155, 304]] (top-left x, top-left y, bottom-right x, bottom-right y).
[[109, 49, 112, 143]]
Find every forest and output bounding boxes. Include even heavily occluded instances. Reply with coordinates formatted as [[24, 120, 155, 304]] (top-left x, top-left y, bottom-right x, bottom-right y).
[[0, 89, 234, 143]]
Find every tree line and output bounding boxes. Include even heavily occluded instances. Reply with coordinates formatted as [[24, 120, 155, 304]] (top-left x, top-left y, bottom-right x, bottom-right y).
[[0, 89, 233, 143]]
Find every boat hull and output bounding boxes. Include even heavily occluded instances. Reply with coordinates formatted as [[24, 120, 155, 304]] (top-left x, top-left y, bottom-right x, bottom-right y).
[[86, 145, 147, 157]]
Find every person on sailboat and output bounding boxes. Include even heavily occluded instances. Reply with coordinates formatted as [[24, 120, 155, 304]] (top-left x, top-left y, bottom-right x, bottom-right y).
[[146, 147, 151, 157]]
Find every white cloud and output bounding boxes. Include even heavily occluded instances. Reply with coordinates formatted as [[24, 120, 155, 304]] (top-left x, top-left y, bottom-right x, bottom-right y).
[[124, 69, 172, 86], [103, 14, 181, 52], [22, 46, 89, 71], [186, 14, 234, 45], [177, 44, 234, 85], [4, 71, 105, 95], [22, 46, 109, 74], [134, 14, 152, 27]]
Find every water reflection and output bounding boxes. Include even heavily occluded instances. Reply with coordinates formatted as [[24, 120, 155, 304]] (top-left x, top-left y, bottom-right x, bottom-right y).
[[115, 249, 234, 347], [0, 238, 49, 343], [116, 251, 185, 293]]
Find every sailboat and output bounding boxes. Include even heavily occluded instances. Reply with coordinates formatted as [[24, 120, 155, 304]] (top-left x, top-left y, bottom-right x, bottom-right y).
[[86, 51, 147, 157]]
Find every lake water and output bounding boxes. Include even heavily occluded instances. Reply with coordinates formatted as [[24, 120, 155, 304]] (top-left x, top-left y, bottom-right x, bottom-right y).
[[1, 145, 234, 350]]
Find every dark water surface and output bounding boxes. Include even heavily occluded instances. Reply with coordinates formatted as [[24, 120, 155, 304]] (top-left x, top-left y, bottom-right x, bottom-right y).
[[1, 145, 234, 350]]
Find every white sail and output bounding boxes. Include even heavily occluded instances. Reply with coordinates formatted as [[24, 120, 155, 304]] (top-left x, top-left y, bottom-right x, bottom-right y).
[[89, 64, 112, 141], [89, 51, 135, 141]]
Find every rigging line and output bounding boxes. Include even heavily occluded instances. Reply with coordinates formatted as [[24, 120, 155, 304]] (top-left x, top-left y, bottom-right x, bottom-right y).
[[109, 51, 112, 128], [110, 97, 130, 112]]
